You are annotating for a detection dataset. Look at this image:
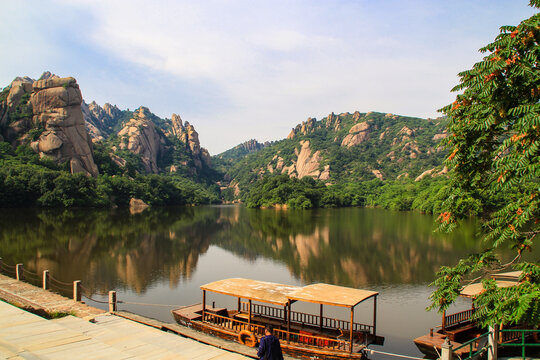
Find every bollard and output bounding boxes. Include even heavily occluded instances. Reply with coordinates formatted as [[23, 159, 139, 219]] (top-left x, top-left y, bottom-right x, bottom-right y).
[[440, 337, 453, 360], [73, 280, 81, 302], [109, 291, 117, 312], [43, 270, 49, 290], [16, 264, 23, 281]]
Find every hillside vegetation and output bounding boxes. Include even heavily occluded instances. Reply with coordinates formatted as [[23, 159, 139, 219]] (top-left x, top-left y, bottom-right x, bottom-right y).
[[217, 111, 451, 211]]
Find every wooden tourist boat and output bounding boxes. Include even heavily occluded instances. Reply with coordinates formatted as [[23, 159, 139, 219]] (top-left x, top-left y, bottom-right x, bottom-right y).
[[172, 278, 384, 359], [413, 271, 532, 358]]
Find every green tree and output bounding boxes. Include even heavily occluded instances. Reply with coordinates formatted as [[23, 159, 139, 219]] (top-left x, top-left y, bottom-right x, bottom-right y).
[[429, 2, 540, 327]]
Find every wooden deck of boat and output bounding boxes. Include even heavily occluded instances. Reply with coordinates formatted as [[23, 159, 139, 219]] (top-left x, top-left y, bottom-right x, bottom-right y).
[[414, 332, 479, 356], [0, 299, 251, 359]]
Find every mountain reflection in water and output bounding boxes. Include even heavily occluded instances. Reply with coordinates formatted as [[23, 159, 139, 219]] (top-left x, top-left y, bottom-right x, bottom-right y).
[[3, 205, 536, 358], [0, 206, 482, 293]]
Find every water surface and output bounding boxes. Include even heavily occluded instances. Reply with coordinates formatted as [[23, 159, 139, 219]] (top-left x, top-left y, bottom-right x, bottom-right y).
[[0, 206, 526, 358]]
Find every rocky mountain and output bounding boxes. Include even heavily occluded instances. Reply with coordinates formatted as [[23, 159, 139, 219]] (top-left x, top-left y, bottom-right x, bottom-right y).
[[81, 100, 122, 141], [0, 72, 98, 176], [219, 111, 448, 193], [0, 72, 213, 179], [216, 139, 270, 161]]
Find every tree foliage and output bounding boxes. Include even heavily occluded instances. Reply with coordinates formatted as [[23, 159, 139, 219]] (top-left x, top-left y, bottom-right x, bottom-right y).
[[429, 2, 540, 327]]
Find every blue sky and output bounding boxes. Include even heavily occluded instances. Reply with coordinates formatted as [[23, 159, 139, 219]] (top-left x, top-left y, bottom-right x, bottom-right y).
[[0, 0, 536, 154]]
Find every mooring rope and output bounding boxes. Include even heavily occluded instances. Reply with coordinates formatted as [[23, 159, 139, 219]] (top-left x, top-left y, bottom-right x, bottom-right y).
[[366, 348, 424, 360], [117, 300, 178, 307], [81, 294, 110, 304], [48, 275, 74, 287]]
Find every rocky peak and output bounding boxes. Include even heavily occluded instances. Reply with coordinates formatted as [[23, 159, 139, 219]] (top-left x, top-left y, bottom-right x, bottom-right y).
[[135, 106, 152, 119], [38, 71, 59, 81], [117, 114, 164, 174], [29, 76, 98, 176], [171, 113, 185, 139], [352, 111, 362, 122], [82, 100, 122, 141], [325, 112, 341, 131], [239, 139, 265, 152]]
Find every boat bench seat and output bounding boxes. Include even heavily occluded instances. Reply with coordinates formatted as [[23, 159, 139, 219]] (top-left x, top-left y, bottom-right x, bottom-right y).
[[234, 313, 250, 320], [445, 323, 476, 341], [183, 312, 203, 321], [206, 307, 228, 316]]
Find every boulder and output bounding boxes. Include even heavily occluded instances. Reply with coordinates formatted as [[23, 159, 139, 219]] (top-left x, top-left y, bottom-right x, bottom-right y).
[[341, 121, 371, 147]]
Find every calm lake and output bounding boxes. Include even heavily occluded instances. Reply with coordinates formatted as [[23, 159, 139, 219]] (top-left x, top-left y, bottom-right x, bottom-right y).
[[0, 206, 530, 358]]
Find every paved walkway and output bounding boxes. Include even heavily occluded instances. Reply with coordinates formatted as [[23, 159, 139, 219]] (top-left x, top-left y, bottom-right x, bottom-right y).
[[0, 300, 249, 359], [0, 274, 103, 319]]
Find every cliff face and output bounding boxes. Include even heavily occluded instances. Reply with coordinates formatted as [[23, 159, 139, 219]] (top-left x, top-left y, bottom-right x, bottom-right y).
[[81, 100, 122, 141], [116, 107, 165, 174], [169, 113, 211, 169], [0, 72, 98, 176]]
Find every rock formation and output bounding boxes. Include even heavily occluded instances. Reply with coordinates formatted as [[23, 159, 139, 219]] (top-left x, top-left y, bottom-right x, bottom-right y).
[[82, 101, 122, 141], [0, 72, 99, 176], [169, 113, 211, 169], [29, 77, 98, 176], [341, 121, 372, 148], [279, 141, 327, 180], [117, 107, 165, 173]]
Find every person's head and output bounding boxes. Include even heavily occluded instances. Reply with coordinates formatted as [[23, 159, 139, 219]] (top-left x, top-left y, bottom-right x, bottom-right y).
[[265, 325, 273, 336]]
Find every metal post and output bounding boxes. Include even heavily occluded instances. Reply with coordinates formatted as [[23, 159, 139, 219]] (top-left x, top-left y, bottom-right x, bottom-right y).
[[287, 300, 291, 343], [442, 310, 446, 331], [248, 299, 252, 331], [350, 306, 354, 353], [202, 290, 206, 322], [487, 325, 498, 360], [16, 263, 23, 281], [373, 296, 377, 336], [238, 297, 241, 312], [73, 280, 81, 302], [108, 291, 117, 312], [320, 304, 323, 331], [441, 337, 453, 360], [42, 270, 49, 290]]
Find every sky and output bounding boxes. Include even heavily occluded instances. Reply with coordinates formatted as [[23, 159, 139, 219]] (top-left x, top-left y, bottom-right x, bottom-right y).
[[0, 1, 537, 154]]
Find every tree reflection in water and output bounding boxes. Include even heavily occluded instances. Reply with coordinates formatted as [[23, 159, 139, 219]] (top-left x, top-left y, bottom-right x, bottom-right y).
[[0, 205, 493, 294]]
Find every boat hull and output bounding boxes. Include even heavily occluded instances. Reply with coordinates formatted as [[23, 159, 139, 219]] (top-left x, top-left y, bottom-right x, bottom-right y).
[[172, 306, 372, 360]]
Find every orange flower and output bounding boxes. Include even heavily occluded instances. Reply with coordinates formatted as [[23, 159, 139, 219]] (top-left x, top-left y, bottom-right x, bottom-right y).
[[448, 148, 458, 161], [511, 29, 519, 38], [438, 212, 452, 223], [509, 224, 516, 232], [497, 171, 507, 183], [516, 208, 523, 216]]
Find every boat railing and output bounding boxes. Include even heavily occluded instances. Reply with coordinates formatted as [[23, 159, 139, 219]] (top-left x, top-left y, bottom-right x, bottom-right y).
[[247, 302, 285, 320], [203, 312, 266, 336], [444, 308, 476, 329], [241, 301, 374, 334], [273, 328, 350, 352]]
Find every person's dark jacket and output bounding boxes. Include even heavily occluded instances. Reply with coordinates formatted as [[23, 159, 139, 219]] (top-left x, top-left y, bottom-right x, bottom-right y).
[[257, 334, 284, 360]]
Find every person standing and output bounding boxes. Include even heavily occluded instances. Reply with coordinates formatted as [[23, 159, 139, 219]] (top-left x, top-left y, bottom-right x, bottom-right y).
[[257, 325, 284, 360]]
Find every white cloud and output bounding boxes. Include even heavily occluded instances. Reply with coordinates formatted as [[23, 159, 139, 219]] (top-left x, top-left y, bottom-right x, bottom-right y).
[[3, 0, 535, 154]]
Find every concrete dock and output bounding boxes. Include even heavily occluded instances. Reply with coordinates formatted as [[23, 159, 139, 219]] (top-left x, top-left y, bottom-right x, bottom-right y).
[[0, 300, 249, 359], [0, 274, 252, 359]]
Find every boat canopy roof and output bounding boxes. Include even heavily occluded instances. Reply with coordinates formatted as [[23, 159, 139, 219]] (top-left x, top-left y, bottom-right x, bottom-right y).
[[200, 278, 300, 306], [288, 283, 378, 308], [460, 271, 522, 298], [200, 278, 378, 308]]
